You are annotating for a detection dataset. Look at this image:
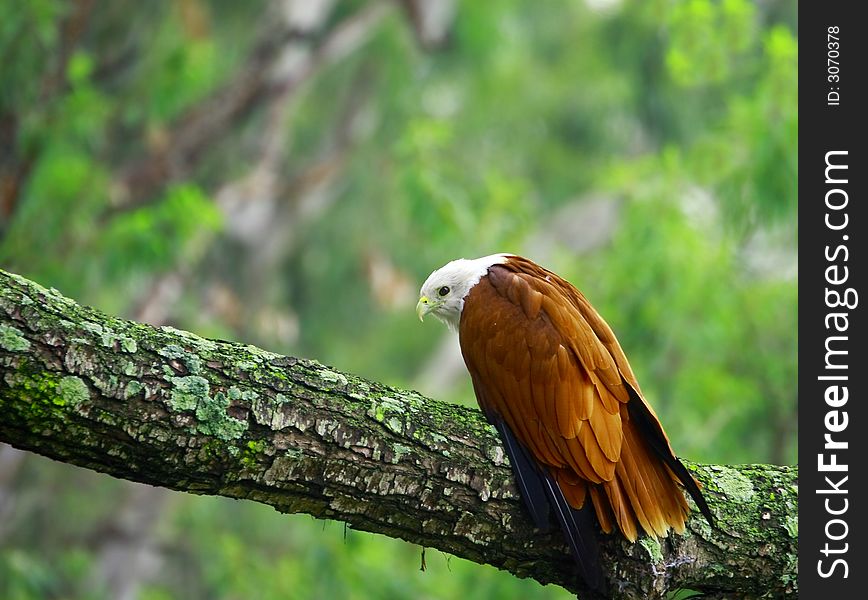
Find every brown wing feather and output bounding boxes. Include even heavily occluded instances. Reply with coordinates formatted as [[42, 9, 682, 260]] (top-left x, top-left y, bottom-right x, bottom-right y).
[[459, 255, 695, 541], [462, 269, 619, 483]]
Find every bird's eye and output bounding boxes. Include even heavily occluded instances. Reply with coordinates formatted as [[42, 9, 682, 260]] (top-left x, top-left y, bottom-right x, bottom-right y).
[[438, 286, 450, 297]]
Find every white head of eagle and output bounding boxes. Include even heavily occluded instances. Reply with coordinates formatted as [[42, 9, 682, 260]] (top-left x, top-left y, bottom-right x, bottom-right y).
[[416, 253, 509, 331]]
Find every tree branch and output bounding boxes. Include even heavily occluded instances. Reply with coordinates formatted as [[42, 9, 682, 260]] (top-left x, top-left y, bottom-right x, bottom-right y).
[[0, 269, 797, 599]]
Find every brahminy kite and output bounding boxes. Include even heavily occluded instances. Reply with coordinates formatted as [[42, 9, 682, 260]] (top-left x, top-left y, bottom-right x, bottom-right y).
[[417, 254, 713, 592]]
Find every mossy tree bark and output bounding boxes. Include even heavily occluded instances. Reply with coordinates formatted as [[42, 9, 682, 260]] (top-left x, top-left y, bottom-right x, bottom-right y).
[[0, 269, 797, 599]]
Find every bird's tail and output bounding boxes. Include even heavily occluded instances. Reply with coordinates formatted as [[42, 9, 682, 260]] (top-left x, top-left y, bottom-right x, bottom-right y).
[[625, 388, 715, 528], [571, 392, 715, 542]]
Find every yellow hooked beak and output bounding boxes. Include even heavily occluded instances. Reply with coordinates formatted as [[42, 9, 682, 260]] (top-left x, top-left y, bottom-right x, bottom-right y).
[[416, 296, 432, 321]]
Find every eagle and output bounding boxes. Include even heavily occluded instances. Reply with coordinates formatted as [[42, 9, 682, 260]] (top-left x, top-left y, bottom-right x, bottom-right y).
[[417, 253, 713, 592]]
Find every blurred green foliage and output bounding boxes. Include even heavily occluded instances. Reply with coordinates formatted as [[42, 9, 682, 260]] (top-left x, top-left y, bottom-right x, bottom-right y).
[[0, 0, 796, 598]]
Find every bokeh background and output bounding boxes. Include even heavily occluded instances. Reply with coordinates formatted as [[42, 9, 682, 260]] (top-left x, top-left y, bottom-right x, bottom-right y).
[[0, 0, 797, 598]]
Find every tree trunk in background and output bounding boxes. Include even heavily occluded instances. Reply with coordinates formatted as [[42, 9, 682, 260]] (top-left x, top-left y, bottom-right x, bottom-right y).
[[0, 443, 26, 542], [0, 270, 798, 600], [87, 482, 171, 600]]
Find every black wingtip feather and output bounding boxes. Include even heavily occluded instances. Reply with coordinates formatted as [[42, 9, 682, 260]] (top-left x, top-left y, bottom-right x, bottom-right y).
[[543, 477, 607, 595], [494, 418, 606, 595], [493, 418, 551, 530]]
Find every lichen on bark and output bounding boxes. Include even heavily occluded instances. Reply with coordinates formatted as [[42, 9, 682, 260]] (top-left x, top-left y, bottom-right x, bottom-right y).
[[0, 269, 798, 599]]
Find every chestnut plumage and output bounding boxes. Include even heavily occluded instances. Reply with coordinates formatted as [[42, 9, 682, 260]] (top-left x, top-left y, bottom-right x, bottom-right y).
[[418, 254, 713, 592]]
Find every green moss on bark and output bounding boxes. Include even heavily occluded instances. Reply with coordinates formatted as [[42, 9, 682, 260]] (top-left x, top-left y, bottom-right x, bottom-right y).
[[57, 376, 90, 406], [0, 324, 31, 352], [169, 375, 209, 412]]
